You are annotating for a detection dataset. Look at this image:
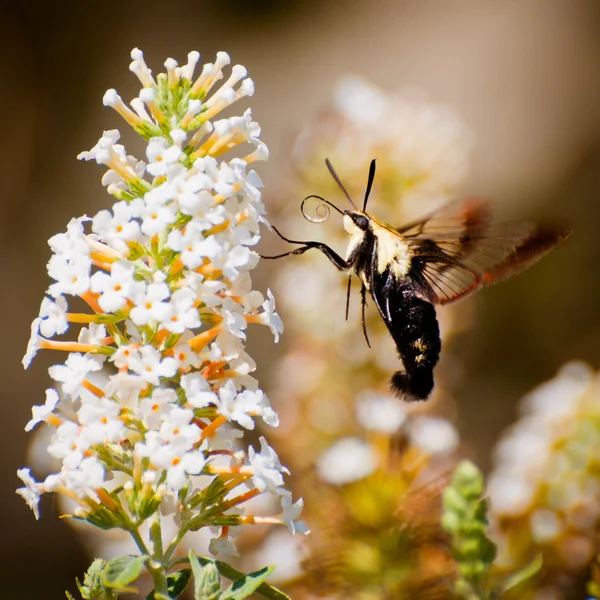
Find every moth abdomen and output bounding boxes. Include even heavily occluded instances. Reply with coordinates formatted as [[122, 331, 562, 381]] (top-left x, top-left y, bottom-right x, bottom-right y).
[[390, 368, 435, 402], [390, 319, 440, 401], [372, 272, 442, 401]]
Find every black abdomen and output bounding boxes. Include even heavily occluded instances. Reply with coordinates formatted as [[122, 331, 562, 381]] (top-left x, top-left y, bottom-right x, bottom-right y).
[[371, 270, 441, 401]]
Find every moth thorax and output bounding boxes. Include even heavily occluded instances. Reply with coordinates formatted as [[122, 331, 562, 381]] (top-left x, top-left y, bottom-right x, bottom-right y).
[[344, 214, 366, 262], [374, 226, 411, 277]]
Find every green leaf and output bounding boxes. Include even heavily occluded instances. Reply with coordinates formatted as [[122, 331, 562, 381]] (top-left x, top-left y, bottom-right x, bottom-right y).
[[65, 593, 76, 600], [214, 563, 290, 600], [189, 551, 221, 600], [144, 569, 192, 600], [198, 477, 228, 510], [168, 569, 192, 598], [186, 554, 291, 600], [495, 554, 543, 596], [220, 566, 275, 600], [75, 577, 86, 596], [211, 562, 290, 600], [103, 554, 147, 589], [82, 558, 118, 599]]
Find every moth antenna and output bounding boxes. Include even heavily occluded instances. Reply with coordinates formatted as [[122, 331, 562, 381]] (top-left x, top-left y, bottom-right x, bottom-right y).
[[325, 158, 358, 210], [301, 194, 344, 223], [363, 158, 376, 211]]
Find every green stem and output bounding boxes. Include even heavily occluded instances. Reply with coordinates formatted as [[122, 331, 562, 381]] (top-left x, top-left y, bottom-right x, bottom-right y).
[[147, 514, 170, 598], [168, 557, 189, 568], [150, 512, 164, 558], [147, 562, 170, 598], [129, 527, 151, 556], [128, 526, 170, 596], [465, 582, 487, 600], [164, 525, 189, 562]]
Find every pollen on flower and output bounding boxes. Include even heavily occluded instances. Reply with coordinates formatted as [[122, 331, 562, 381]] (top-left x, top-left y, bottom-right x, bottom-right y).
[[17, 48, 305, 552]]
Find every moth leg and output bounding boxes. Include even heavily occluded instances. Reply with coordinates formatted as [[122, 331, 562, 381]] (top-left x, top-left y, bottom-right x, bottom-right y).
[[260, 247, 312, 260], [345, 275, 352, 321], [360, 284, 371, 348], [260, 225, 310, 258], [268, 225, 313, 246], [261, 226, 349, 270]]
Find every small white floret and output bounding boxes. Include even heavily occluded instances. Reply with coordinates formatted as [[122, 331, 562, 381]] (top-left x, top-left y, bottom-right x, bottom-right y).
[[130, 281, 173, 326], [48, 353, 104, 398], [38, 296, 69, 338], [355, 392, 407, 433], [317, 437, 377, 485], [16, 468, 42, 519], [407, 416, 459, 455], [129, 346, 178, 386], [248, 436, 289, 494], [280, 492, 309, 535], [23, 317, 43, 369], [25, 389, 60, 432], [258, 289, 283, 343]]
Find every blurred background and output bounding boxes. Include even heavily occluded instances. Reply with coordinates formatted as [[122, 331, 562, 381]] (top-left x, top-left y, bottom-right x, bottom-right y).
[[3, 0, 600, 597]]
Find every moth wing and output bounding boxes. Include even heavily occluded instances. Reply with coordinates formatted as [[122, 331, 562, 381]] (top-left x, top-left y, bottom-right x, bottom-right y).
[[401, 199, 571, 305], [416, 260, 483, 305], [397, 198, 492, 241]]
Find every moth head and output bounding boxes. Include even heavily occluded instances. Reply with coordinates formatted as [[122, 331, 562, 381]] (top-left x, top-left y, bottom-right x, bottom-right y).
[[343, 211, 370, 234], [302, 158, 377, 229]]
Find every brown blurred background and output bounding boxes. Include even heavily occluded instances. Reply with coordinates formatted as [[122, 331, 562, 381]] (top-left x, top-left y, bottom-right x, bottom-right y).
[[2, 0, 600, 597]]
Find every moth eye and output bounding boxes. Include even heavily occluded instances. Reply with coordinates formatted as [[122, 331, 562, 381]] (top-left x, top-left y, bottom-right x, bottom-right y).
[[353, 214, 369, 230]]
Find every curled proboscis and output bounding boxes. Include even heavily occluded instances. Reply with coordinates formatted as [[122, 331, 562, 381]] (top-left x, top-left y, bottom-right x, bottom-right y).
[[300, 195, 343, 224]]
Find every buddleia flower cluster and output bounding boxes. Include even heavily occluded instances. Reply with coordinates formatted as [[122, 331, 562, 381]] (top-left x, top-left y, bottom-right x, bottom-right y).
[[488, 362, 600, 598], [291, 398, 461, 598], [17, 48, 306, 598]]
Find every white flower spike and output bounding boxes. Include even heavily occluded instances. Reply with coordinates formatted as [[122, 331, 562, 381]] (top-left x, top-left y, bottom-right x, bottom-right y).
[[17, 49, 303, 579]]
